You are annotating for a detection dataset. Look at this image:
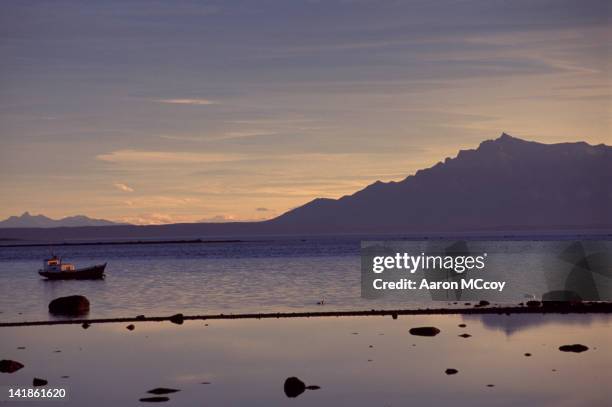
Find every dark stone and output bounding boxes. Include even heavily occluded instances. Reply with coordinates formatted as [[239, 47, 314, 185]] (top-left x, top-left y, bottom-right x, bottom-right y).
[[147, 388, 180, 395], [458, 333, 471, 338], [409, 327, 440, 337], [48, 295, 90, 316], [306, 385, 320, 390], [169, 314, 184, 325], [33, 378, 48, 386], [126, 324, 135, 331], [559, 344, 588, 353], [458, 324, 466, 328], [17, 346, 25, 350], [486, 384, 495, 387], [526, 300, 541, 308], [82, 322, 90, 329], [200, 382, 211, 385], [284, 377, 306, 398], [445, 369, 458, 375], [392, 313, 398, 320], [139, 397, 169, 402], [136, 315, 146, 320], [478, 300, 490, 307], [524, 353, 531, 357], [0, 360, 24, 373]]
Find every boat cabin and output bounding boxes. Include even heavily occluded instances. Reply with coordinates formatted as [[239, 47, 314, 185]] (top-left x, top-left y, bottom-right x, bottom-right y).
[[43, 255, 76, 273]]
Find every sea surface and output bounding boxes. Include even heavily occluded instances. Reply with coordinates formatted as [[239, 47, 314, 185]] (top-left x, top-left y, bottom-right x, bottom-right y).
[[1, 236, 610, 406], [1, 314, 610, 406], [0, 235, 610, 322]]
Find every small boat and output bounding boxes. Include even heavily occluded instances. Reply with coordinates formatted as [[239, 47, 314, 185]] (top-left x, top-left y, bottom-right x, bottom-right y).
[[38, 255, 106, 280]]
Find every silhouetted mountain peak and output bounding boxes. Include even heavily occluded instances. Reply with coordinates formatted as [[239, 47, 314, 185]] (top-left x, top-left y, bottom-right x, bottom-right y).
[[0, 212, 128, 228]]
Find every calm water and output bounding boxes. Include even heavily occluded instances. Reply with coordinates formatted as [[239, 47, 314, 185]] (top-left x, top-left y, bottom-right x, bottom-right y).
[[0, 236, 609, 322], [1, 237, 610, 406], [1, 314, 610, 406]]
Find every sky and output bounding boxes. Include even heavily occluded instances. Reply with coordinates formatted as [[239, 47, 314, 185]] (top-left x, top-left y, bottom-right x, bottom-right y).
[[0, 0, 610, 224]]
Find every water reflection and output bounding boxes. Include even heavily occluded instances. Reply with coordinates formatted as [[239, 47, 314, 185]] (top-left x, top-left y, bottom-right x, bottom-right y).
[[1, 315, 610, 406], [463, 313, 612, 336]]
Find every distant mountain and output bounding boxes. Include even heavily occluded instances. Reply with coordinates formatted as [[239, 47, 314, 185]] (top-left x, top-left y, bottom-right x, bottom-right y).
[[269, 133, 612, 233], [0, 212, 126, 228], [0, 134, 609, 241]]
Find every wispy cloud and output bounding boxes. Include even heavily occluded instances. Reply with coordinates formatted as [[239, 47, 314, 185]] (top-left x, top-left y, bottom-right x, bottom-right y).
[[155, 98, 218, 106], [97, 150, 246, 164], [113, 182, 134, 192]]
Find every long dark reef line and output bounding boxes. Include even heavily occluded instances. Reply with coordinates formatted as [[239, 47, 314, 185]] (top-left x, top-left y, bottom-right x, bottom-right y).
[[1, 302, 611, 328]]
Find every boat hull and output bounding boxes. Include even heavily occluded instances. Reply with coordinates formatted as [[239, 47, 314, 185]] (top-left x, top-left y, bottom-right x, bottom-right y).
[[39, 264, 106, 280]]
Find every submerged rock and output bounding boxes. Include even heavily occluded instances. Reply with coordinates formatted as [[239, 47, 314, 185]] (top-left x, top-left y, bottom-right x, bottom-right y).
[[559, 344, 589, 353], [33, 378, 48, 387], [139, 396, 169, 402], [147, 388, 180, 395], [409, 327, 440, 337], [48, 295, 90, 315], [0, 360, 24, 373], [445, 369, 458, 375]]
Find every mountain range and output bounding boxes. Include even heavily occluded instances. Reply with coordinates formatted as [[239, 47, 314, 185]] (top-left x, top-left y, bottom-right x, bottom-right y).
[[0, 133, 610, 241], [270, 133, 611, 233], [0, 212, 125, 228]]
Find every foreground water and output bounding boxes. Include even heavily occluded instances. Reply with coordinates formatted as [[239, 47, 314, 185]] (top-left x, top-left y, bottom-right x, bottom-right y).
[[1, 314, 610, 406], [2, 236, 607, 322]]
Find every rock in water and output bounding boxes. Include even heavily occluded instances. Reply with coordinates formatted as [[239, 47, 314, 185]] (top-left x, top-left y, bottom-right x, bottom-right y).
[[0, 360, 24, 373], [82, 322, 90, 329], [445, 369, 458, 375], [126, 324, 135, 331], [169, 314, 184, 325], [48, 295, 90, 315], [559, 344, 589, 353], [284, 377, 306, 398], [458, 333, 471, 338], [526, 300, 541, 308], [147, 388, 180, 395], [139, 396, 169, 402], [33, 378, 48, 386], [409, 327, 440, 337]]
